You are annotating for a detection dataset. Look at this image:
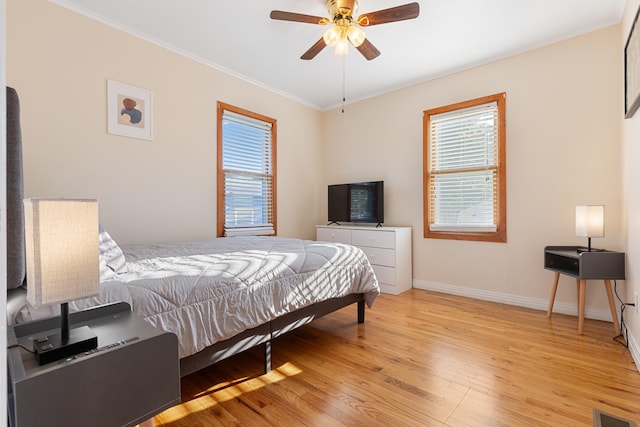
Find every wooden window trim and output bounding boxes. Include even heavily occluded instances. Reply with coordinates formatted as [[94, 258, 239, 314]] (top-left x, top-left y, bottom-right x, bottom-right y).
[[423, 93, 506, 242], [216, 101, 277, 238]]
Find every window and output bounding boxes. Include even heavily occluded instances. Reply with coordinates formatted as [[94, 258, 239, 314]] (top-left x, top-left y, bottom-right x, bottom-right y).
[[423, 93, 506, 242], [217, 102, 277, 237]]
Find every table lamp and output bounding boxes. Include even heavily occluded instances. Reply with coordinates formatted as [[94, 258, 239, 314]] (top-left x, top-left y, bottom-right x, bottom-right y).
[[24, 198, 100, 365], [575, 205, 604, 252]]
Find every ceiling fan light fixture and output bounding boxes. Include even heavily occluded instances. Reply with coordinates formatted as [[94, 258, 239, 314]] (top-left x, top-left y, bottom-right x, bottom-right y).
[[346, 25, 365, 47], [270, 1, 419, 61], [335, 37, 349, 55], [323, 25, 341, 47]]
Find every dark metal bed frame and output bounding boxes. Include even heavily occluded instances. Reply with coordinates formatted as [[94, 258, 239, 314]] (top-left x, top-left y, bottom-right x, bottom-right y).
[[180, 294, 365, 376]]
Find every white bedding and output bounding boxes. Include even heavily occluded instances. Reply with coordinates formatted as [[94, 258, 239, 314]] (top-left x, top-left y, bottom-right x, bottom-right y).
[[56, 236, 380, 358]]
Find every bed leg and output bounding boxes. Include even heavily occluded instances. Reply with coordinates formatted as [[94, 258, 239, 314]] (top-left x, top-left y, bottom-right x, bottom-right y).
[[357, 299, 365, 324], [264, 341, 271, 374]]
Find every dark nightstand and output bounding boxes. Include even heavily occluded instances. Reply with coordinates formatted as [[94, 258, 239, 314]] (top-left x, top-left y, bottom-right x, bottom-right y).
[[7, 302, 180, 427], [544, 246, 625, 335]]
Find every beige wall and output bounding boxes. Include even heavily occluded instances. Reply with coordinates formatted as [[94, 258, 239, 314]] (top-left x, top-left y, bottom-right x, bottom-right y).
[[622, 0, 640, 366], [323, 26, 625, 323], [6, 0, 325, 244]]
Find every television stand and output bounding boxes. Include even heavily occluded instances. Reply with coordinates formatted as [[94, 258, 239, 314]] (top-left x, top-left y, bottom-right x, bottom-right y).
[[316, 225, 412, 295]]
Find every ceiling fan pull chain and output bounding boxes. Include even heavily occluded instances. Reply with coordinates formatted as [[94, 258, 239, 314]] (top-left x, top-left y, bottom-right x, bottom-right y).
[[342, 55, 347, 113]]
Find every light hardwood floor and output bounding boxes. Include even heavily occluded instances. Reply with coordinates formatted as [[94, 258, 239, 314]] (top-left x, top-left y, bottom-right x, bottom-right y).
[[154, 289, 640, 426]]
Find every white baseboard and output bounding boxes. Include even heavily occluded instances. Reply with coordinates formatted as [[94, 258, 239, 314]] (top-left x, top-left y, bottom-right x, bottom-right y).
[[412, 279, 614, 322], [629, 333, 640, 374], [413, 279, 640, 373]]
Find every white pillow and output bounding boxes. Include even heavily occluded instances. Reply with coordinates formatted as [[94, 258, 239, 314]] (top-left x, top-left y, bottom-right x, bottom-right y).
[[99, 224, 127, 274], [99, 258, 118, 281]]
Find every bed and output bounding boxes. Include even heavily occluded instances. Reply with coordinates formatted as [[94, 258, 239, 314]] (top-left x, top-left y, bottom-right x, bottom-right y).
[[5, 86, 380, 377]]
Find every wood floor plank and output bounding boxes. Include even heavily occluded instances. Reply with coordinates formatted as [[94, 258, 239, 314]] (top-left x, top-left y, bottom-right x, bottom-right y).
[[154, 289, 640, 426]]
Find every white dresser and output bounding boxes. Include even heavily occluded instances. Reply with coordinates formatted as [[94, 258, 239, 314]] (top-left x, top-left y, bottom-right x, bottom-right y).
[[316, 225, 412, 295]]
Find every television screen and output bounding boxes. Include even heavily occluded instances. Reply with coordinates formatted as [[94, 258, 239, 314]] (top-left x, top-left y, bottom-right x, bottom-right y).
[[328, 181, 384, 225], [328, 184, 350, 223]]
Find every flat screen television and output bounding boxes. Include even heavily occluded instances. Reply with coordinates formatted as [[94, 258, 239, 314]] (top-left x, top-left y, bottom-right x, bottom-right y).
[[328, 181, 384, 226]]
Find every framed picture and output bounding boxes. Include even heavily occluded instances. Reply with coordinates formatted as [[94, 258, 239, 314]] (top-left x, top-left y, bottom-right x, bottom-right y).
[[625, 5, 640, 119], [107, 80, 153, 140]]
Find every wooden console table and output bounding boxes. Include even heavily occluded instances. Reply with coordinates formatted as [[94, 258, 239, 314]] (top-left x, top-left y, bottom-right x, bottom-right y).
[[544, 246, 625, 335]]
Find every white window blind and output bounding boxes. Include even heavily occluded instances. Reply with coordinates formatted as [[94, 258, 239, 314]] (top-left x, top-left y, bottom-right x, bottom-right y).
[[221, 109, 274, 237], [429, 101, 498, 232]]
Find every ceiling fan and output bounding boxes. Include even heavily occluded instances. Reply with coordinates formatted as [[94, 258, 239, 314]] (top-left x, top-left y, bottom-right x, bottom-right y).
[[270, 0, 420, 61]]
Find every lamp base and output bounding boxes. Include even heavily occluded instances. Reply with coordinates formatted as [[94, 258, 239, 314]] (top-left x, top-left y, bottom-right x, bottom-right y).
[[33, 325, 98, 365]]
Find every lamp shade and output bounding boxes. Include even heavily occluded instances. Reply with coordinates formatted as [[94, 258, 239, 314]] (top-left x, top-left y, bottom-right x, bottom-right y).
[[323, 25, 341, 47], [335, 37, 349, 55], [575, 205, 604, 238], [24, 198, 99, 307], [346, 25, 366, 47]]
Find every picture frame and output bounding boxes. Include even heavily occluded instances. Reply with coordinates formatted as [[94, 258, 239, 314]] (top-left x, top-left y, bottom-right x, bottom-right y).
[[107, 80, 153, 140], [625, 5, 640, 119]]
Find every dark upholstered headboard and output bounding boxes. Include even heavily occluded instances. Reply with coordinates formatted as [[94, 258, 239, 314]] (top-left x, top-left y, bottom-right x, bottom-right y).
[[6, 87, 26, 290]]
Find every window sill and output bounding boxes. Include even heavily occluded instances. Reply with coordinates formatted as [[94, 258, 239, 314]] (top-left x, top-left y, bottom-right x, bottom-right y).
[[425, 229, 506, 243]]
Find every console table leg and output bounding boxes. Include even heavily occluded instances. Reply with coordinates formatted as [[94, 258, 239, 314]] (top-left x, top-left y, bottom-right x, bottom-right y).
[[603, 280, 621, 336], [547, 272, 560, 317], [578, 279, 586, 335]]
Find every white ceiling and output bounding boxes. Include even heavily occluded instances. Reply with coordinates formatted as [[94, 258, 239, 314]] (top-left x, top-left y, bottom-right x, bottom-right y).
[[52, 0, 626, 111]]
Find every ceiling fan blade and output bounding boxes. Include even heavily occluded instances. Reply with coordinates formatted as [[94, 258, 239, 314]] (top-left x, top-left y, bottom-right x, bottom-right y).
[[301, 38, 328, 60], [270, 10, 328, 25], [358, 2, 420, 26], [355, 38, 381, 61]]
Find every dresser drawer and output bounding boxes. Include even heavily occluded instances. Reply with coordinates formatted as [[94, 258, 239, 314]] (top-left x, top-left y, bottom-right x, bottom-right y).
[[358, 246, 396, 268], [316, 225, 412, 295], [351, 229, 396, 249], [316, 227, 352, 244], [372, 265, 395, 285]]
